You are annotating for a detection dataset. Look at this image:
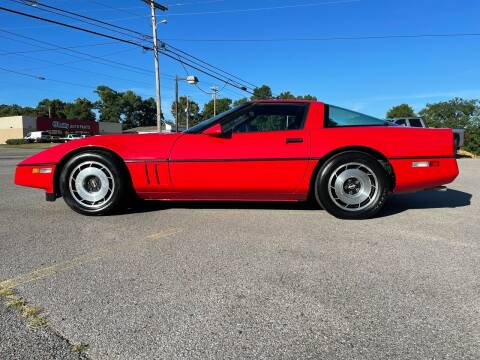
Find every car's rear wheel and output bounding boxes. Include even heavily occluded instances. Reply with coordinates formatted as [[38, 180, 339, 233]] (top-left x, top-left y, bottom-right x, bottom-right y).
[[60, 151, 128, 215], [315, 152, 388, 219]]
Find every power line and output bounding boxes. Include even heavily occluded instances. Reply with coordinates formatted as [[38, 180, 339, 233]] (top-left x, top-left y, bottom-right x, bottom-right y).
[[8, 0, 150, 42], [0, 5, 150, 50], [175, 53, 221, 96], [0, 65, 45, 80], [1, 46, 158, 87], [162, 33, 480, 42], [0, 29, 157, 77], [164, 43, 258, 89], [161, 49, 253, 94], [0, 64, 190, 98], [165, 0, 360, 16], [87, 0, 145, 17], [0, 41, 118, 56], [74, 0, 225, 13], [0, 65, 97, 89], [168, 47, 247, 92], [0, 5, 255, 94], [91, 0, 358, 21], [163, 46, 253, 91], [164, 0, 225, 7]]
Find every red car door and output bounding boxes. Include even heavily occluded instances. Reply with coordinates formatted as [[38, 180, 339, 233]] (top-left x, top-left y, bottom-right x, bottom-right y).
[[168, 102, 311, 200]]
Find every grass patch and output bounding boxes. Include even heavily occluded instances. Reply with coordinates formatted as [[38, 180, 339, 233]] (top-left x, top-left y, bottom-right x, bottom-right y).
[[22, 305, 39, 318], [27, 315, 48, 329], [6, 297, 26, 309], [71, 342, 89, 353], [1, 284, 46, 329], [0, 287, 14, 298]]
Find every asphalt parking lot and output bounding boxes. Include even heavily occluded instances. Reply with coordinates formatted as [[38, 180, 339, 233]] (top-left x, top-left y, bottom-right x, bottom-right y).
[[0, 148, 479, 359]]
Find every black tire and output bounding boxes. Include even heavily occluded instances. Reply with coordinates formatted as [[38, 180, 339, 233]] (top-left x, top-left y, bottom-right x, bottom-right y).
[[314, 152, 388, 219], [59, 151, 129, 215]]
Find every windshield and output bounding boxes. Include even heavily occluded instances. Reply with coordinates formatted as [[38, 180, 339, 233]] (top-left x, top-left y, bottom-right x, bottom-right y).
[[326, 105, 388, 127], [184, 103, 249, 134]]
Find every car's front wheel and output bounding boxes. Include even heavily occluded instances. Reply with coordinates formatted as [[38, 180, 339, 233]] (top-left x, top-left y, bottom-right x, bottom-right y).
[[60, 151, 128, 215], [315, 152, 388, 219]]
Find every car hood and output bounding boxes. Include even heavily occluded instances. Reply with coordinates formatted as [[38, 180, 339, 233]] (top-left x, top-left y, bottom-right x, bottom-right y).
[[18, 133, 183, 166]]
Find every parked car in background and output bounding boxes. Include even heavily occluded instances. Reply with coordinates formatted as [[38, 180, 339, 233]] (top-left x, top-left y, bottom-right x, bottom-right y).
[[24, 131, 51, 142], [390, 117, 465, 149], [62, 134, 82, 142], [50, 135, 64, 143]]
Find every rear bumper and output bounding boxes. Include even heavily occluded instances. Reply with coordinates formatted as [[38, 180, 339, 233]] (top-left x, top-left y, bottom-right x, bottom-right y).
[[390, 157, 459, 193], [14, 164, 56, 194]]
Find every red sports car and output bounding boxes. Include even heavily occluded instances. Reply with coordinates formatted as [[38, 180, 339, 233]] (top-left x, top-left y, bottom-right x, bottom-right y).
[[14, 100, 459, 219]]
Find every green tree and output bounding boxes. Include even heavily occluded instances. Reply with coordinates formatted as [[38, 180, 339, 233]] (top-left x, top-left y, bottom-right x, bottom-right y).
[[419, 98, 478, 128], [276, 92, 317, 100], [139, 97, 157, 127], [277, 91, 296, 100], [386, 104, 416, 119], [95, 86, 122, 123], [297, 94, 317, 100], [464, 127, 480, 155], [63, 98, 96, 120], [233, 97, 249, 106], [418, 97, 480, 155], [202, 98, 232, 119], [121, 90, 144, 128], [36, 98, 67, 118], [251, 85, 273, 100], [0, 104, 37, 117], [170, 96, 200, 129]]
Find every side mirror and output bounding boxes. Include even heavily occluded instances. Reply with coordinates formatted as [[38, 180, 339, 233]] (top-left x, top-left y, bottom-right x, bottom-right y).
[[202, 123, 222, 136]]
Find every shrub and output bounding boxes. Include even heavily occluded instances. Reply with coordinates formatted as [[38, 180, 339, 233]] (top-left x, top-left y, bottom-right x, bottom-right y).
[[463, 127, 480, 155], [5, 138, 30, 145]]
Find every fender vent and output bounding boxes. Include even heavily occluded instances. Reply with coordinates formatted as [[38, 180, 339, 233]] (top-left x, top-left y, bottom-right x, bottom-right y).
[[154, 164, 160, 184], [145, 163, 150, 185]]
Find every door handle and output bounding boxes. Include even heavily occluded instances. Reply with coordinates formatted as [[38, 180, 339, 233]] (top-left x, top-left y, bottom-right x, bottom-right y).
[[286, 137, 303, 144]]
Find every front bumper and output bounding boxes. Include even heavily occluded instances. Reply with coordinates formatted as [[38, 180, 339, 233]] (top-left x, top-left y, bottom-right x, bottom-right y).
[[14, 164, 56, 194]]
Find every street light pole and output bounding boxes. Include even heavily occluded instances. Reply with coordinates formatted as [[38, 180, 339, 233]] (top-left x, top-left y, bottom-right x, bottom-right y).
[[175, 75, 179, 132], [186, 96, 190, 129], [174, 75, 199, 132], [211, 86, 218, 116], [143, 0, 168, 132]]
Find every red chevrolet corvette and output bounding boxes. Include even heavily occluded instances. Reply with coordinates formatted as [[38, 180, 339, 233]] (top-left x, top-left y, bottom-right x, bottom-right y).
[[14, 100, 459, 219]]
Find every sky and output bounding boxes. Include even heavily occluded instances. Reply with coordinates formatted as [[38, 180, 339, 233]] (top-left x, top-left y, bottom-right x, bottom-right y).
[[1, 0, 480, 119]]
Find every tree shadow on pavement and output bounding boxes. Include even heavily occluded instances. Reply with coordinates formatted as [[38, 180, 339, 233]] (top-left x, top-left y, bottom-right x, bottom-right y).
[[125, 189, 471, 217]]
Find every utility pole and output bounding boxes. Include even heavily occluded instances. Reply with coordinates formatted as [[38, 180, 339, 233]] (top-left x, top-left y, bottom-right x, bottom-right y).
[[211, 86, 218, 116], [143, 0, 168, 132]]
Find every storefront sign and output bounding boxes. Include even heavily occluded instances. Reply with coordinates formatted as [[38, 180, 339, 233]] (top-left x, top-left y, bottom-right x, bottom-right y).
[[37, 117, 99, 135]]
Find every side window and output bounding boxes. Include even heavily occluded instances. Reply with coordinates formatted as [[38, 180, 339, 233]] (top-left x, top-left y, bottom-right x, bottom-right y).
[[408, 118, 423, 127], [395, 119, 407, 126], [223, 104, 307, 133], [326, 105, 387, 127]]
